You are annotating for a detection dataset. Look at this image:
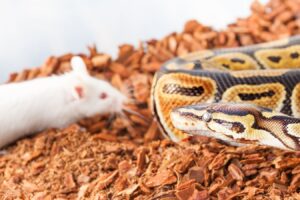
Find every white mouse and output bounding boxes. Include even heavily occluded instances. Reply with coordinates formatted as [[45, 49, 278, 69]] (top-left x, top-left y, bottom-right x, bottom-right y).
[[0, 56, 127, 149]]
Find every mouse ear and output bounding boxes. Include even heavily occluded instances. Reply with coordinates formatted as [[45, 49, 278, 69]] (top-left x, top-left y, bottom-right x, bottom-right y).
[[71, 56, 89, 75], [71, 85, 84, 101]]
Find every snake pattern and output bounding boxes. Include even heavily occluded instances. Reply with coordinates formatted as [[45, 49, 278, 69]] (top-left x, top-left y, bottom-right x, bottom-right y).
[[151, 35, 300, 151]]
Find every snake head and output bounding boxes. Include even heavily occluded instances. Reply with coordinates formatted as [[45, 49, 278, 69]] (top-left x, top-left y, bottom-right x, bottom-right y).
[[170, 103, 276, 146], [170, 103, 213, 133]]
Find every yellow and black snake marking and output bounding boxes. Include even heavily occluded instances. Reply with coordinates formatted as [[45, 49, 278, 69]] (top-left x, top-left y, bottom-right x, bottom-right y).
[[151, 35, 300, 150], [152, 73, 216, 141], [255, 45, 300, 69], [222, 83, 286, 112], [292, 83, 300, 118], [205, 53, 259, 70]]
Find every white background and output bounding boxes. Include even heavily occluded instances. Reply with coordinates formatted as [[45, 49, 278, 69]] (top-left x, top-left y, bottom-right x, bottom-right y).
[[0, 0, 268, 82]]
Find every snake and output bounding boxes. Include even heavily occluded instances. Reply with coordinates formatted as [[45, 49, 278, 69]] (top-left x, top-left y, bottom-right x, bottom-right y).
[[151, 35, 300, 151]]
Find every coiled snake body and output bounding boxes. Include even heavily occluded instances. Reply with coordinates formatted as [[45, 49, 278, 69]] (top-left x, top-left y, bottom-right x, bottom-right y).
[[151, 36, 300, 151]]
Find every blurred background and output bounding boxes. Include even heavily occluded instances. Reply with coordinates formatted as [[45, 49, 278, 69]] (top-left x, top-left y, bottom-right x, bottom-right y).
[[0, 0, 268, 82]]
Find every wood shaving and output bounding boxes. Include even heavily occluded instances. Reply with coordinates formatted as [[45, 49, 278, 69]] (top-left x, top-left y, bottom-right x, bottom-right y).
[[1, 0, 300, 199]]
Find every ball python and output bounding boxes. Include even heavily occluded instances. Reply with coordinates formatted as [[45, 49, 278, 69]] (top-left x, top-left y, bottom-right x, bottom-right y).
[[151, 35, 300, 151]]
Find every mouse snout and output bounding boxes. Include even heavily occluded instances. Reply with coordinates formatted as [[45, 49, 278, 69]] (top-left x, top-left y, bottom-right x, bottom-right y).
[[109, 89, 127, 113]]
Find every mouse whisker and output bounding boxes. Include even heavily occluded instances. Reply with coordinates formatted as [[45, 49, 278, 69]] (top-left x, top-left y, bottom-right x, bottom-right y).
[[120, 84, 134, 96], [115, 111, 126, 122], [124, 98, 138, 104], [125, 88, 135, 93], [107, 113, 116, 124], [122, 106, 148, 122], [122, 85, 133, 90], [118, 111, 136, 134], [106, 113, 117, 130]]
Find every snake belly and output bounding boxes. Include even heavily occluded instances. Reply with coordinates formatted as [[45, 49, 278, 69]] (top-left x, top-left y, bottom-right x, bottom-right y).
[[151, 35, 300, 150]]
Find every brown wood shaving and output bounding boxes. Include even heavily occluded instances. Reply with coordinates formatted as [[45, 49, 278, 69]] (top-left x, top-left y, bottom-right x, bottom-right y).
[[228, 163, 245, 181], [2, 0, 300, 199]]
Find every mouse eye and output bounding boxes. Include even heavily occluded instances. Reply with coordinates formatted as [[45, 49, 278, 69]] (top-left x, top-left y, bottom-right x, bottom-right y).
[[99, 92, 108, 99]]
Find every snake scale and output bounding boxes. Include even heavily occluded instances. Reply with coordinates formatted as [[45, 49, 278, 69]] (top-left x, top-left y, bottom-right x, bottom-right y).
[[151, 35, 300, 151]]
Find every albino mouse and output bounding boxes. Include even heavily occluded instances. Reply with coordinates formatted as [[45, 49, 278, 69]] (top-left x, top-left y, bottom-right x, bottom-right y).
[[0, 56, 127, 149]]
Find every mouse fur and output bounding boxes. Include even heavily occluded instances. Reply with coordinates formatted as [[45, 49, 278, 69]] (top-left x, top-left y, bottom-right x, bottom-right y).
[[0, 56, 127, 149]]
